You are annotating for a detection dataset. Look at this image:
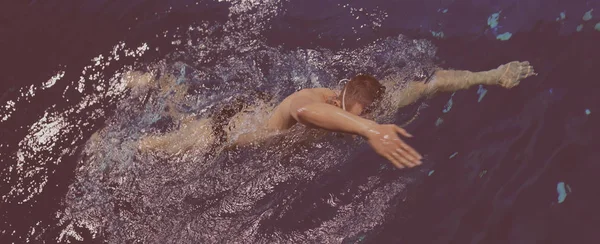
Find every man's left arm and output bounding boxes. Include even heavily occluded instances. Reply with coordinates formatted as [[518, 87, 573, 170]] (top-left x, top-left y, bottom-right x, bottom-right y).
[[395, 61, 536, 108]]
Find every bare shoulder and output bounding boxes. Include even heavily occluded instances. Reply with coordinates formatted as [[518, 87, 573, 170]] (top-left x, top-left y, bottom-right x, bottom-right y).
[[294, 88, 336, 101], [266, 87, 335, 130]]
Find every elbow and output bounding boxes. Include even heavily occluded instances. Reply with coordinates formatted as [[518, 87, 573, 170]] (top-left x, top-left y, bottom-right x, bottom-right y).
[[293, 107, 306, 122], [289, 97, 318, 124], [292, 106, 311, 124]]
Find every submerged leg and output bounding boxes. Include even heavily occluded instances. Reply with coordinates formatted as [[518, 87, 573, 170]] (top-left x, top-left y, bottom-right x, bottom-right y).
[[139, 119, 216, 155], [395, 61, 536, 109]]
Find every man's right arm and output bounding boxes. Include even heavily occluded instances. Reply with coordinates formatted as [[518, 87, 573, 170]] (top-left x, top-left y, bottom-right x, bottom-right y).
[[289, 96, 422, 168], [289, 96, 375, 136]]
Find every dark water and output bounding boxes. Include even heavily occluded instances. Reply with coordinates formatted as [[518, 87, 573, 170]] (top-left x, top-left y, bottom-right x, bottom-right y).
[[2, 0, 600, 243]]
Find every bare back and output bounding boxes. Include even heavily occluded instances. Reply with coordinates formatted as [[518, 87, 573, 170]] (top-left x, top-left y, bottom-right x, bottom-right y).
[[266, 88, 338, 131]]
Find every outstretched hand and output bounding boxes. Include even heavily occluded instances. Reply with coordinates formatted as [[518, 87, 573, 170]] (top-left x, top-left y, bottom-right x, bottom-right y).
[[364, 124, 422, 169], [497, 61, 537, 88]]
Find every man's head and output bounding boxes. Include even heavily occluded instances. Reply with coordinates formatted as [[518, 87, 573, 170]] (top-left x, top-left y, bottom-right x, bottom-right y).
[[341, 74, 385, 115]]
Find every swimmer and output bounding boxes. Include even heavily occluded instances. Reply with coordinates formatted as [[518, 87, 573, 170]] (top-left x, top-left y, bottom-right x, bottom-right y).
[[140, 61, 536, 169], [234, 61, 536, 169]]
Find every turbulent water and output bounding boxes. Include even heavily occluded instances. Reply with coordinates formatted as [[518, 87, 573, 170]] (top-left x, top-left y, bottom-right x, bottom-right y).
[[56, 35, 438, 243], [2, 0, 600, 243], [2, 1, 436, 242]]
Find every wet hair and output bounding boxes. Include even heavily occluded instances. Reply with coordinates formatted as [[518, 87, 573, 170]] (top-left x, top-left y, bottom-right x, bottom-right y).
[[342, 74, 385, 110]]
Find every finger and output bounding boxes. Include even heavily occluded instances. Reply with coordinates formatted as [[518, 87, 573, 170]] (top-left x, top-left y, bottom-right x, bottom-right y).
[[390, 134, 422, 161], [395, 147, 417, 162], [392, 151, 416, 168], [391, 151, 412, 167], [395, 126, 413, 137], [393, 140, 421, 163], [386, 154, 404, 169], [527, 66, 536, 76], [398, 141, 422, 160]]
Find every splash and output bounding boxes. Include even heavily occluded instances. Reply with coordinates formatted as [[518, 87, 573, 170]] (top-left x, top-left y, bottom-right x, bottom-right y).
[[431, 31, 445, 39], [556, 182, 572, 204], [583, 9, 594, 21], [477, 85, 488, 102], [56, 34, 437, 242], [496, 32, 513, 41], [488, 12, 501, 29], [2, 0, 440, 242], [442, 92, 455, 113], [2, 41, 150, 206], [46, 4, 440, 244], [556, 11, 566, 21]]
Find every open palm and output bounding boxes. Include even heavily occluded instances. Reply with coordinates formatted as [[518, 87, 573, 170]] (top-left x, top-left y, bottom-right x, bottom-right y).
[[365, 124, 422, 169]]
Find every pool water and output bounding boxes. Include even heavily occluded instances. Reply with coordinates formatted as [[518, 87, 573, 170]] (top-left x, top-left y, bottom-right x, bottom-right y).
[[1, 0, 599, 243]]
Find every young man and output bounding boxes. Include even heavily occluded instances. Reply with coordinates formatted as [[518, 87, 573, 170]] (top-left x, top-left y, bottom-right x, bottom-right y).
[[234, 61, 536, 169], [139, 61, 536, 169]]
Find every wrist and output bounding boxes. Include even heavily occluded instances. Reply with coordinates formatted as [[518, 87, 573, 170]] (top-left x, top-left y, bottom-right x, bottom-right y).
[[358, 121, 380, 138], [491, 64, 509, 85]]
